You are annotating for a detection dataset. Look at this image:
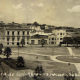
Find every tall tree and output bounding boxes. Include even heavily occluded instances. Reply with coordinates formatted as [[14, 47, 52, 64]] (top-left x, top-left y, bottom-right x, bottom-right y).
[[33, 21, 39, 27], [4, 47, 12, 59], [0, 43, 3, 54], [63, 37, 73, 46], [41, 38, 45, 47], [20, 39, 25, 47], [73, 36, 80, 47]]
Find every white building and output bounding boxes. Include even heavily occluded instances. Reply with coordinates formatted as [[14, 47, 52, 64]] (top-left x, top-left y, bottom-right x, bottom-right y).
[[51, 29, 66, 45], [5, 27, 30, 46], [29, 34, 48, 45]]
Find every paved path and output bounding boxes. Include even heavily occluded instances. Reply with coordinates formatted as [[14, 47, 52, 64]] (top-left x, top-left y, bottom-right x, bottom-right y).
[[67, 47, 75, 56], [67, 47, 80, 75]]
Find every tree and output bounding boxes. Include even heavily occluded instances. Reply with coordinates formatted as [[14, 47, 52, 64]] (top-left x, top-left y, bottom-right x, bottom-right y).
[[34, 65, 44, 75], [4, 47, 11, 59], [41, 38, 45, 47], [20, 38, 25, 47], [33, 21, 39, 27], [16, 56, 25, 68], [0, 43, 3, 54], [73, 36, 80, 47], [63, 37, 73, 46], [34, 65, 50, 80]]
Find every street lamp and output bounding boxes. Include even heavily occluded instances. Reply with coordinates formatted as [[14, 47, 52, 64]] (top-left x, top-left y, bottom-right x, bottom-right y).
[[17, 42, 19, 57]]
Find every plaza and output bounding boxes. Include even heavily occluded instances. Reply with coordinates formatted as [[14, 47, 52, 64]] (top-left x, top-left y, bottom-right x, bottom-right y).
[[0, 46, 80, 80]]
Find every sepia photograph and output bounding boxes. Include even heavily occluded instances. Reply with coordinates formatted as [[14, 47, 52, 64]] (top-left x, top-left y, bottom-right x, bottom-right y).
[[0, 0, 80, 80]]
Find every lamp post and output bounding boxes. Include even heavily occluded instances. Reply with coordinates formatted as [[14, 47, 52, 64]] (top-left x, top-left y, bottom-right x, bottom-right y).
[[17, 42, 19, 57]]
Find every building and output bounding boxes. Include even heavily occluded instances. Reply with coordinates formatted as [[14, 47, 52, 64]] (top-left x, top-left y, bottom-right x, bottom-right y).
[[48, 33, 56, 45], [5, 27, 30, 46], [51, 29, 66, 45], [29, 34, 48, 45]]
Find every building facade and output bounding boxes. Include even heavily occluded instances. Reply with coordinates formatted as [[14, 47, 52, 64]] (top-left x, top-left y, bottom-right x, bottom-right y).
[[51, 29, 66, 45], [4, 26, 67, 46], [5, 27, 30, 46]]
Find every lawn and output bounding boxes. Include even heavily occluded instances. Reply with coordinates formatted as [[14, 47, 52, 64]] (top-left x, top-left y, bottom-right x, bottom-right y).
[[71, 47, 80, 55], [56, 56, 80, 63], [45, 62, 78, 74], [11, 46, 69, 55]]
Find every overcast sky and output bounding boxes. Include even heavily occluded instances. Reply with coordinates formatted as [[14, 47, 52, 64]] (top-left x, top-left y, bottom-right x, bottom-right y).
[[0, 0, 80, 28]]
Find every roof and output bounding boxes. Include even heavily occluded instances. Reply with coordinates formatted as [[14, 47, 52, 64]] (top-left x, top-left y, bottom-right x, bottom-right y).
[[30, 34, 48, 39]]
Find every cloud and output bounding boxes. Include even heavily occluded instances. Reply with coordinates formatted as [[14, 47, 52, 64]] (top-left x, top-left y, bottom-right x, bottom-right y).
[[37, 3, 44, 7], [31, 3, 44, 7], [13, 3, 23, 9], [67, 5, 80, 12]]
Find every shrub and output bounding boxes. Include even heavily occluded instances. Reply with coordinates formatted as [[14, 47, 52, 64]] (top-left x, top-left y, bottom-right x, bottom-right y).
[[16, 56, 25, 68]]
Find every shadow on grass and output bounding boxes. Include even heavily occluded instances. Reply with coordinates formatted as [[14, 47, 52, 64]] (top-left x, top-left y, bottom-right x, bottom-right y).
[[2, 58, 42, 70]]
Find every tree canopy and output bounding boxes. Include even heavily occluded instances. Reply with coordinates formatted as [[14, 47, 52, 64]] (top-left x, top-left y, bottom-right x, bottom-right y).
[[41, 38, 45, 47], [4, 47, 12, 59], [20, 38, 25, 47]]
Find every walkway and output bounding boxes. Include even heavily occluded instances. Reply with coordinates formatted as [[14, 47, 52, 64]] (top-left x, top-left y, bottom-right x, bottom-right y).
[[67, 47, 75, 56], [67, 47, 80, 75]]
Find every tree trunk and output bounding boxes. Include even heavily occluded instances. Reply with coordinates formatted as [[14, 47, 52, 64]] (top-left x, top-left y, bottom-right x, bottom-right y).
[[77, 43, 78, 47], [22, 44, 23, 47], [42, 44, 43, 47], [7, 55, 8, 59]]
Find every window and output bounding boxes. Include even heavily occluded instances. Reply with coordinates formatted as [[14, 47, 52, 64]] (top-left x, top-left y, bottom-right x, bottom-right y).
[[27, 31, 29, 35], [57, 38, 59, 40], [49, 42, 50, 44], [38, 40, 41, 45], [12, 38, 15, 41], [17, 31, 20, 35], [51, 42, 54, 44], [27, 37, 29, 41], [45, 40, 47, 44], [23, 31, 25, 35], [3, 37, 4, 40], [60, 38, 62, 40], [52, 38, 54, 40], [49, 38, 50, 40], [7, 42, 9, 45], [17, 38, 20, 41], [12, 42, 14, 45], [7, 38, 9, 41], [60, 33, 62, 35], [22, 36, 25, 39], [12, 31, 14, 35], [7, 31, 9, 35], [31, 40, 35, 44], [27, 42, 29, 44], [57, 33, 59, 35]]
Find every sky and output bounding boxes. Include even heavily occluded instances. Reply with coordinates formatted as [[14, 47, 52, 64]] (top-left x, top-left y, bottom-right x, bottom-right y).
[[0, 0, 80, 28]]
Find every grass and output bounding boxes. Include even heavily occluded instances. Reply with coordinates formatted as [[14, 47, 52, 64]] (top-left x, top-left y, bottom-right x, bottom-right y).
[[2, 58, 27, 70], [47, 62, 78, 74], [56, 56, 80, 63], [24, 60, 42, 70], [71, 47, 80, 55], [11, 46, 69, 55]]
